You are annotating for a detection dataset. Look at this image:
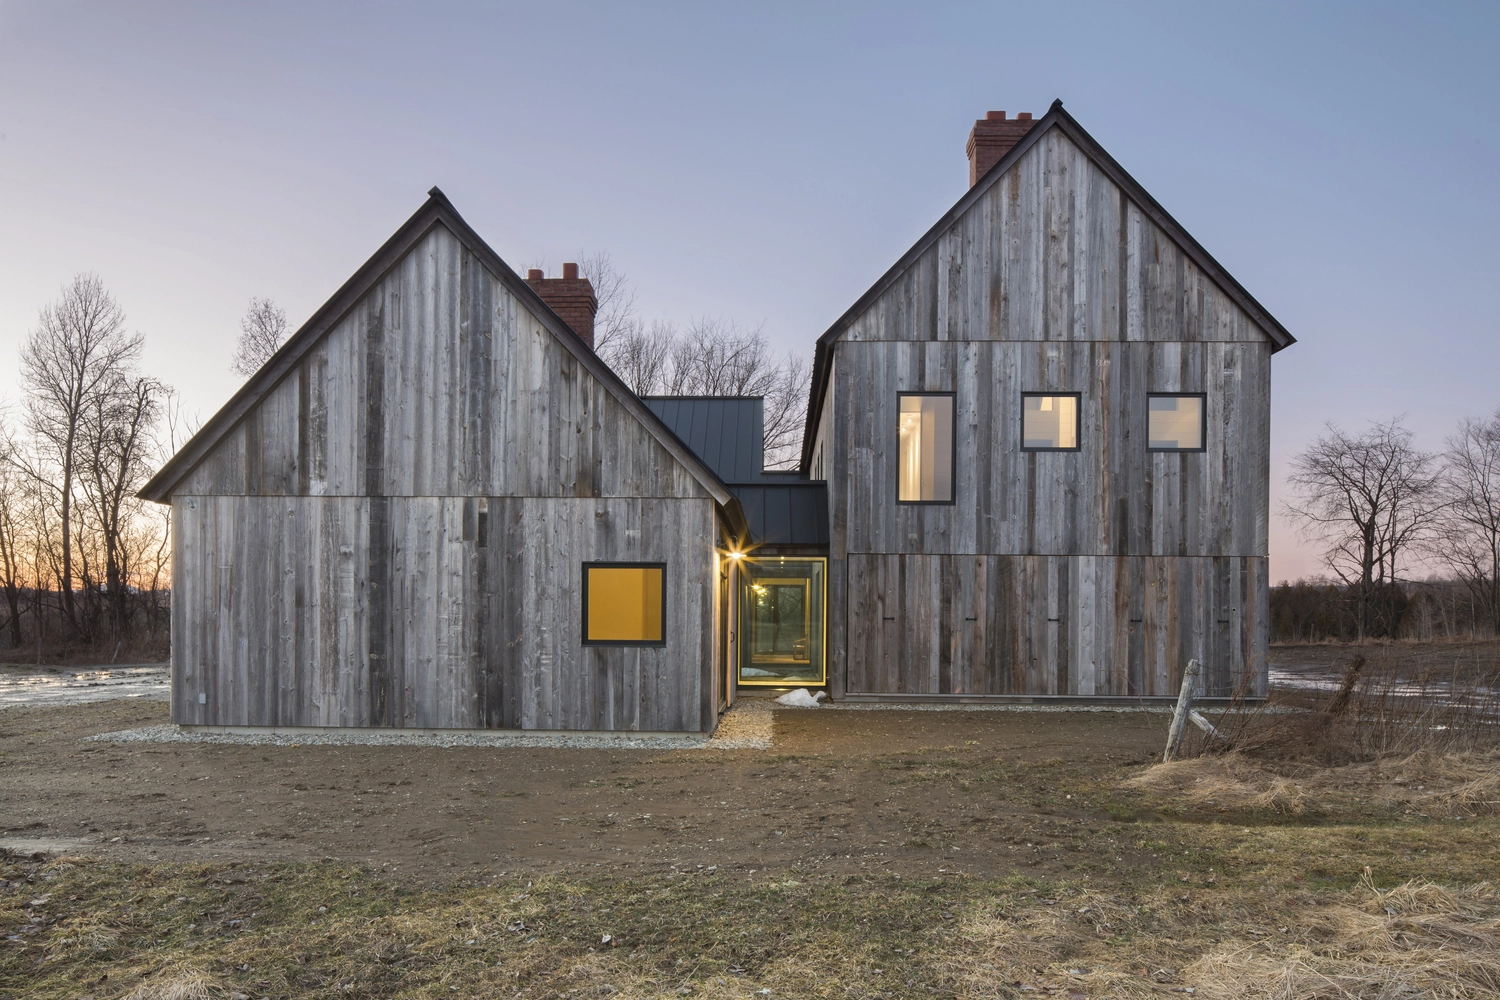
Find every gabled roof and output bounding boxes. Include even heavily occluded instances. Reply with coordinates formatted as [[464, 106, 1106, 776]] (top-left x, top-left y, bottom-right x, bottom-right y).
[[799, 99, 1297, 470], [643, 396, 791, 484], [140, 189, 745, 530]]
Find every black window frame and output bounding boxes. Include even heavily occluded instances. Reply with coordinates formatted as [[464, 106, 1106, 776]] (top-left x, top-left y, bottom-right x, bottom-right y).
[[1146, 392, 1208, 453], [895, 390, 957, 506], [581, 561, 668, 647], [1020, 392, 1083, 452]]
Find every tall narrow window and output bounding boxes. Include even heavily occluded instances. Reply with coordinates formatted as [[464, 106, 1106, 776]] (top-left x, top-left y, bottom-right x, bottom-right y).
[[897, 394, 954, 503], [1022, 393, 1080, 450], [583, 563, 665, 645], [1148, 394, 1206, 451]]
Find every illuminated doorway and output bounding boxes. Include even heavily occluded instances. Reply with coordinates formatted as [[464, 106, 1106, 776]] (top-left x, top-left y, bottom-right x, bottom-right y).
[[737, 557, 826, 686]]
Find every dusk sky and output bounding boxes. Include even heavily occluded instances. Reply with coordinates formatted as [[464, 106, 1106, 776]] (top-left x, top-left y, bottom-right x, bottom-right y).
[[2, 1, 1496, 582]]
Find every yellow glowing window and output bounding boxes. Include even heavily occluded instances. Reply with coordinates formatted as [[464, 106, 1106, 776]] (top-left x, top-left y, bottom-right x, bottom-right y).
[[1022, 394, 1079, 450], [898, 394, 954, 502], [583, 564, 665, 644], [1148, 395, 1205, 451]]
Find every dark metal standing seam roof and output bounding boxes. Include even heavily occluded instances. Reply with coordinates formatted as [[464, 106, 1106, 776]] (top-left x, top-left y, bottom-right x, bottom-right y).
[[731, 478, 830, 546], [644, 397, 829, 547]]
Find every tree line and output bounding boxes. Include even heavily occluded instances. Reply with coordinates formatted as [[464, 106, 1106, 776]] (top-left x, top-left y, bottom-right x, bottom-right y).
[[0, 275, 177, 659], [1280, 414, 1500, 641]]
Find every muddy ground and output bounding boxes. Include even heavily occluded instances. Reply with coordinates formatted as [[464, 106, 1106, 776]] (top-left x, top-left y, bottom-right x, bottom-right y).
[[0, 699, 1170, 882]]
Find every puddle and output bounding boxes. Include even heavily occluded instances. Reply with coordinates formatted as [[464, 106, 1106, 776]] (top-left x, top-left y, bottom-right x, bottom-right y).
[[0, 664, 169, 708], [1270, 663, 1500, 721]]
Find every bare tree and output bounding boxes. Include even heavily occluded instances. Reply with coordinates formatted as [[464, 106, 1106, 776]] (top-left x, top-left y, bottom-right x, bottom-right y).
[[1282, 418, 1444, 637], [601, 319, 675, 397], [576, 251, 637, 357], [761, 352, 808, 471], [663, 319, 807, 470], [19, 274, 144, 636], [666, 319, 778, 397], [231, 297, 288, 378], [1427, 411, 1500, 634], [0, 417, 27, 648], [563, 252, 811, 470], [78, 373, 166, 637]]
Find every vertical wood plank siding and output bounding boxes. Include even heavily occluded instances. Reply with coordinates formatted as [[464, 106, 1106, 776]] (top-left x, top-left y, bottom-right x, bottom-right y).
[[177, 227, 708, 502], [828, 127, 1274, 699], [843, 553, 1267, 698], [171, 496, 716, 730], [171, 225, 719, 731]]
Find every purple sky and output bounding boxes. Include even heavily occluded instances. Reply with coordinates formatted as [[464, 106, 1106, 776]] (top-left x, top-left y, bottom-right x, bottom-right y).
[[2, 1, 1496, 581]]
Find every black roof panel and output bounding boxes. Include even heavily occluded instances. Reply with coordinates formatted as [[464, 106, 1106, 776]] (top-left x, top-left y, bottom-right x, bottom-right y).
[[644, 396, 828, 546]]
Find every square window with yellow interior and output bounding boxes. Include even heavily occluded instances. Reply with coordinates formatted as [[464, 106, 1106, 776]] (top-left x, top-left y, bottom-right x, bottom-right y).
[[582, 563, 666, 645]]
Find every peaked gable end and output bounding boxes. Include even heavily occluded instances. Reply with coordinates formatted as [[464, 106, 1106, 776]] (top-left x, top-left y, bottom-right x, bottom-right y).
[[800, 101, 1295, 468], [142, 192, 736, 509]]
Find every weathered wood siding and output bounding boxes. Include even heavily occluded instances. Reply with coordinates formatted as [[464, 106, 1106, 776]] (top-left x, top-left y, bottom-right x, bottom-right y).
[[833, 340, 1269, 557], [171, 224, 720, 731], [842, 129, 1267, 349], [178, 227, 709, 502], [828, 126, 1275, 699], [172, 496, 717, 731], [846, 554, 1267, 698]]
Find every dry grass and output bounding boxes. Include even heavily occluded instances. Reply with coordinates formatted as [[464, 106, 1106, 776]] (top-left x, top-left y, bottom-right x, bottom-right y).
[[1250, 640, 1500, 764], [7, 804, 1500, 998], [119, 972, 223, 1000], [1186, 873, 1500, 999], [8, 654, 1500, 998], [1125, 748, 1500, 819], [927, 874, 1500, 999]]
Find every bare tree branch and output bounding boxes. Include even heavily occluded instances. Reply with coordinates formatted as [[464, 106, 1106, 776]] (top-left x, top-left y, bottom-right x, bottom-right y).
[[20, 274, 144, 638], [600, 319, 675, 397], [1280, 417, 1444, 637], [231, 296, 288, 379], [1424, 410, 1500, 632], [77, 373, 166, 637], [575, 254, 812, 469], [576, 251, 637, 358]]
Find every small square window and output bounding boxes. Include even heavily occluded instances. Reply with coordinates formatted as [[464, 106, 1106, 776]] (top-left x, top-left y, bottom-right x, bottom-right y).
[[897, 393, 954, 503], [1148, 395, 1206, 451], [1022, 394, 1080, 450], [583, 563, 665, 645]]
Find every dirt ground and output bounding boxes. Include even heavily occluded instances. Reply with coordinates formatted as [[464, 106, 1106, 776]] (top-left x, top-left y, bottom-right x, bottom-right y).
[[6, 676, 1500, 998], [1, 699, 1169, 881]]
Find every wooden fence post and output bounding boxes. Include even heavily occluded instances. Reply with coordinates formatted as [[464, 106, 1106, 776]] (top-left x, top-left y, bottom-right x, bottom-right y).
[[1164, 658, 1202, 763]]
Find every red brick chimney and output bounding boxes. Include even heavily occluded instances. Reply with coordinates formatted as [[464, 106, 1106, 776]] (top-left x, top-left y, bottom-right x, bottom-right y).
[[526, 262, 598, 349], [966, 110, 1036, 188]]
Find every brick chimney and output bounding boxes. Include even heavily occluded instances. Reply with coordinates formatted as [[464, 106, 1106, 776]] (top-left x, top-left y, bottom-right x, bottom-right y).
[[526, 262, 598, 349], [966, 110, 1036, 188]]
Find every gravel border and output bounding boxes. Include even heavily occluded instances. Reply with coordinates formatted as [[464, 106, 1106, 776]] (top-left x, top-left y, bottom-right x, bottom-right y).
[[88, 698, 773, 750], [825, 702, 1181, 713], [822, 701, 1308, 715]]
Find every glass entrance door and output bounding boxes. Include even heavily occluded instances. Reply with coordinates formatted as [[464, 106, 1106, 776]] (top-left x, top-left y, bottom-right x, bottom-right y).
[[737, 557, 826, 686]]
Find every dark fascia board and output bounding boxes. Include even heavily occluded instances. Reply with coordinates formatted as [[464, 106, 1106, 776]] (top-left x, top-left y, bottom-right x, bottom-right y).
[[798, 99, 1297, 470], [140, 188, 743, 525], [642, 395, 766, 401]]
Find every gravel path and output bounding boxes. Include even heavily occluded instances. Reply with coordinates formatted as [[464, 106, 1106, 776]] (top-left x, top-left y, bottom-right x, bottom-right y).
[[90, 697, 773, 750]]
